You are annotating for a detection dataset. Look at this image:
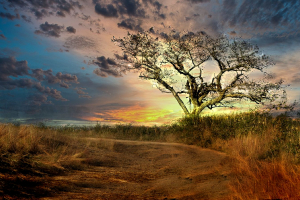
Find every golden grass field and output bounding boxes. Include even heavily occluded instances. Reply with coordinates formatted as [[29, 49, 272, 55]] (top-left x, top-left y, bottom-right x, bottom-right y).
[[1, 112, 300, 199]]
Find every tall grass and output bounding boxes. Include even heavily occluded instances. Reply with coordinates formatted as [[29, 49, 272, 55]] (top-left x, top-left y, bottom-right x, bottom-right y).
[[0, 123, 93, 199], [171, 112, 300, 199], [169, 112, 300, 199], [1, 111, 300, 199]]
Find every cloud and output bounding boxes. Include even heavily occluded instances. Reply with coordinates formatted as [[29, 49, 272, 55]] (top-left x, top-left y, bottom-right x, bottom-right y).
[[66, 26, 76, 33], [0, 56, 78, 103], [0, 12, 20, 20], [33, 82, 67, 101], [187, 0, 210, 3], [92, 56, 123, 77], [94, 0, 156, 18], [56, 10, 65, 17], [291, 73, 300, 84], [142, 0, 165, 19], [8, 0, 28, 7], [31, 8, 50, 19], [35, 21, 64, 37], [31, 69, 79, 88], [29, 94, 52, 106], [95, 3, 119, 17], [75, 87, 91, 98], [64, 35, 97, 50], [21, 15, 31, 22], [117, 0, 145, 17], [219, 0, 300, 35], [0, 57, 30, 83], [118, 18, 143, 31], [229, 30, 237, 36], [143, 0, 163, 11], [7, 0, 83, 19], [114, 53, 129, 61], [0, 34, 6, 39]]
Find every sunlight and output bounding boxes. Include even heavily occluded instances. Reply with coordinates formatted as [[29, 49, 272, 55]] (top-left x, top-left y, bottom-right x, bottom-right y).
[[82, 105, 177, 125]]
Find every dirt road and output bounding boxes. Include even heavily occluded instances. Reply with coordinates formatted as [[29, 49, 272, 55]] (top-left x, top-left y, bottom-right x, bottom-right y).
[[42, 138, 233, 200]]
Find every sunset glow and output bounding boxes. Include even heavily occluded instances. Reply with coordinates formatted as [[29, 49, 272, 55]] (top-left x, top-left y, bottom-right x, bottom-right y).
[[82, 105, 178, 125]]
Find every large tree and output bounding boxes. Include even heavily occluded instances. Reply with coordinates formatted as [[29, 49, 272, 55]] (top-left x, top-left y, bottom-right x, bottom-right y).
[[112, 31, 286, 116]]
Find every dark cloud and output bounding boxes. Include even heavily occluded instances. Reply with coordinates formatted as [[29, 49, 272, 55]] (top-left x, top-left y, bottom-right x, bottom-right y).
[[79, 14, 90, 20], [31, 69, 78, 88], [0, 12, 20, 20], [7, 0, 83, 19], [8, 0, 28, 7], [0, 34, 6, 39], [158, 13, 165, 19], [66, 26, 76, 33], [187, 0, 210, 3], [93, 56, 123, 77], [95, 3, 118, 17], [229, 30, 236, 36], [0, 58, 33, 90], [149, 27, 155, 34], [220, 0, 300, 34], [252, 33, 300, 48], [0, 57, 30, 83], [75, 87, 87, 95], [31, 8, 50, 19], [94, 0, 150, 18], [75, 87, 91, 98], [143, 0, 163, 11], [0, 57, 78, 102], [185, 17, 191, 21], [56, 72, 79, 83], [291, 73, 300, 84], [117, 0, 145, 17], [142, 0, 166, 19], [33, 82, 67, 101], [152, 1, 163, 11], [21, 15, 31, 22], [29, 94, 52, 106], [118, 18, 143, 31], [35, 21, 64, 37], [56, 10, 65, 17], [114, 53, 128, 61]]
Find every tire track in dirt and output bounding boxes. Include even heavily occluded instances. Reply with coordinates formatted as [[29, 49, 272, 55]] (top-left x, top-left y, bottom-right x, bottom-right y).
[[42, 138, 233, 200]]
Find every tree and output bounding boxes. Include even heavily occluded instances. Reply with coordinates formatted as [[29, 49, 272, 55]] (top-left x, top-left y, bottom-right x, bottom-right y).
[[112, 31, 287, 116]]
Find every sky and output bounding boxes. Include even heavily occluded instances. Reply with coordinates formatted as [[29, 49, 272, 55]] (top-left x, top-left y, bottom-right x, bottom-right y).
[[0, 0, 300, 126]]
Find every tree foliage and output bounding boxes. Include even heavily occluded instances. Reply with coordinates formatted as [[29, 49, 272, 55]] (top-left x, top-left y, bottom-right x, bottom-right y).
[[112, 31, 287, 116]]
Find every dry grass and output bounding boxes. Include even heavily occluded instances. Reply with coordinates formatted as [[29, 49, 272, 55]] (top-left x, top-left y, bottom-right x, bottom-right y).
[[1, 112, 300, 199], [216, 123, 300, 199], [0, 124, 93, 199], [173, 112, 300, 199], [228, 156, 300, 200]]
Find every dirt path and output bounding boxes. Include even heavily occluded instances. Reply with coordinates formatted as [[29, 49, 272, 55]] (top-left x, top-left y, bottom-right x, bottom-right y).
[[42, 138, 233, 200]]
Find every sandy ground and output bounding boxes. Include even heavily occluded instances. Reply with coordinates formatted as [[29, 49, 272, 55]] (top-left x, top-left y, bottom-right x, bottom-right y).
[[42, 138, 233, 200]]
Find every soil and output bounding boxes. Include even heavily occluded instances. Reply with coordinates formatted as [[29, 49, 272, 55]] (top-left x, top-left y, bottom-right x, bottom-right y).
[[41, 138, 233, 200]]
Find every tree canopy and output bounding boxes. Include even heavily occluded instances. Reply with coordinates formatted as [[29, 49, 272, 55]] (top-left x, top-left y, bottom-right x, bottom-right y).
[[112, 31, 287, 116]]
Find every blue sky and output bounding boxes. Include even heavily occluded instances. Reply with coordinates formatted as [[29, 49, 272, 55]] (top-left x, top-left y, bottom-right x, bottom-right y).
[[0, 0, 300, 126]]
